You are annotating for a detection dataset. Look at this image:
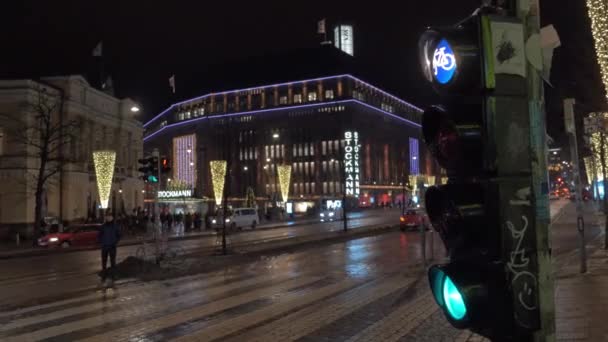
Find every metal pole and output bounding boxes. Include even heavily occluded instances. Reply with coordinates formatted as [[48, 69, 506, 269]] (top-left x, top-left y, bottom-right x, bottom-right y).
[[152, 149, 160, 221], [601, 129, 608, 249], [564, 98, 586, 273]]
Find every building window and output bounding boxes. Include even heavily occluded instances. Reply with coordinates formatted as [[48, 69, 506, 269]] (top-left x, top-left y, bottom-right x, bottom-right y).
[[323, 182, 328, 194], [381, 103, 395, 113], [308, 92, 318, 102], [322, 141, 327, 155], [309, 143, 314, 156], [279, 96, 288, 105], [322, 161, 327, 173], [325, 89, 334, 100], [178, 112, 184, 121], [294, 94, 303, 104]]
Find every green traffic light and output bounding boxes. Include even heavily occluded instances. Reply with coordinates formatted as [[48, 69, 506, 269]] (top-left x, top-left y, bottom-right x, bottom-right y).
[[147, 175, 159, 183], [443, 275, 467, 320]]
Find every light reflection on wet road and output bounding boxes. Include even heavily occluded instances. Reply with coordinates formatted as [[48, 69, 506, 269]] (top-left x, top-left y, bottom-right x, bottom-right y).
[[0, 217, 450, 341]]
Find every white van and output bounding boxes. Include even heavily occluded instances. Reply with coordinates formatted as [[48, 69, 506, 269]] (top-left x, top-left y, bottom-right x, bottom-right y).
[[211, 208, 258, 231]]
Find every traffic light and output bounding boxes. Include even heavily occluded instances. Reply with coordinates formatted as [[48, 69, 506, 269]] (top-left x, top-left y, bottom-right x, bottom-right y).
[[138, 156, 159, 183], [419, 9, 540, 339], [161, 156, 171, 174]]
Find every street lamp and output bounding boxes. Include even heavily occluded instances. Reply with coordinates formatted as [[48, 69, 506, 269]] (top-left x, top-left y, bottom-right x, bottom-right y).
[[130, 106, 140, 113]]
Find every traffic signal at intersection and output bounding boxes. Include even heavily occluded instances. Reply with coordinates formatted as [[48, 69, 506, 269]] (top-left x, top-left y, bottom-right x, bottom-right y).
[[138, 156, 159, 183], [419, 9, 542, 339]]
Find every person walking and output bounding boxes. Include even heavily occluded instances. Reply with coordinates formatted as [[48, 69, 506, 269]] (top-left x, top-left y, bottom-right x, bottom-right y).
[[185, 212, 193, 233], [167, 212, 173, 233], [98, 213, 121, 287]]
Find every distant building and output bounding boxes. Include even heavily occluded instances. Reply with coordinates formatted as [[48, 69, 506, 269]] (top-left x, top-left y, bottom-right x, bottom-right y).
[[144, 73, 439, 215], [0, 76, 144, 237], [334, 24, 354, 56]]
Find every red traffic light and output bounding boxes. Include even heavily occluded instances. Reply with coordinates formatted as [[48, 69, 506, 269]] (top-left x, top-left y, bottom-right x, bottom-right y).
[[422, 105, 482, 174]]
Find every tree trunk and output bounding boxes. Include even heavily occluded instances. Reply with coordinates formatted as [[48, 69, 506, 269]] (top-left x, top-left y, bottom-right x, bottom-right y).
[[34, 150, 48, 240]]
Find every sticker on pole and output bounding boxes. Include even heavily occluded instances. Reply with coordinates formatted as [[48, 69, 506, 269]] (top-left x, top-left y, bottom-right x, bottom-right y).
[[433, 39, 457, 84]]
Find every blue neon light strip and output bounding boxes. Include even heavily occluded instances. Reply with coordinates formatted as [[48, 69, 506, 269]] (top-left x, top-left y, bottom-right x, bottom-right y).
[[143, 99, 422, 142], [409, 137, 420, 175], [143, 74, 422, 128]]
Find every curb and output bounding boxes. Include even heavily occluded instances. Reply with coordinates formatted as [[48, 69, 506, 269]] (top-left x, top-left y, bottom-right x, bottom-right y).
[[0, 220, 399, 260]]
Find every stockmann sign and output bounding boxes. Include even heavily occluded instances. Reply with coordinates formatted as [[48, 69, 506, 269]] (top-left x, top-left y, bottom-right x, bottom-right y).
[[158, 189, 192, 198]]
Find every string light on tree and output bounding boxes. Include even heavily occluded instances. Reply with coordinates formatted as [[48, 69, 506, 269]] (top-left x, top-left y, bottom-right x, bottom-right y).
[[277, 165, 292, 202], [93, 150, 116, 209], [210, 160, 227, 205], [587, 0, 608, 100]]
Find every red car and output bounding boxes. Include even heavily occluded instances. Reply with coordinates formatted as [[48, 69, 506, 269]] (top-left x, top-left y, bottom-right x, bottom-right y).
[[400, 208, 430, 231], [37, 224, 102, 248]]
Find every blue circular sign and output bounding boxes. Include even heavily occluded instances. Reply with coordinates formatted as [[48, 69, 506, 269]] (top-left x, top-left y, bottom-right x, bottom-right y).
[[432, 39, 457, 84]]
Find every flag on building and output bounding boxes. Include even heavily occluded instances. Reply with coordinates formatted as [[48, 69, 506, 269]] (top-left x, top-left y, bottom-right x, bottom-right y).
[[92, 41, 103, 57], [317, 19, 326, 34], [169, 74, 176, 94]]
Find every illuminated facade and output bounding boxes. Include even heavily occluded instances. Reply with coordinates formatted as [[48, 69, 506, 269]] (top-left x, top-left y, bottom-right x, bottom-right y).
[[0, 76, 143, 237], [144, 74, 438, 209], [172, 134, 197, 187]]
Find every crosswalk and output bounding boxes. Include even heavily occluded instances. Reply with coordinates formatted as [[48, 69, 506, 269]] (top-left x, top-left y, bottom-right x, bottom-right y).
[[0, 232, 479, 341]]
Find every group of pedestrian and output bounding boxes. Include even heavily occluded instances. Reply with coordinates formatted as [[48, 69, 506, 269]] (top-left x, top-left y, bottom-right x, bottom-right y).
[[159, 211, 203, 236]]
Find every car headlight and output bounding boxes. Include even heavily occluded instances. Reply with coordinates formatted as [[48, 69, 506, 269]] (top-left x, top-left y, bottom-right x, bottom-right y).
[[49, 237, 59, 242], [320, 213, 325, 217], [328, 212, 335, 217], [225, 218, 230, 223]]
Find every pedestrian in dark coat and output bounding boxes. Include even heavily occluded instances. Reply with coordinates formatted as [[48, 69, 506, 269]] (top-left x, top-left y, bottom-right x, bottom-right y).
[[97, 213, 121, 285]]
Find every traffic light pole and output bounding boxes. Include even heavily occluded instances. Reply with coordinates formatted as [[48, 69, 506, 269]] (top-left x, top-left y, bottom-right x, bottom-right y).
[[152, 149, 160, 222], [511, 0, 556, 340], [565, 98, 587, 273]]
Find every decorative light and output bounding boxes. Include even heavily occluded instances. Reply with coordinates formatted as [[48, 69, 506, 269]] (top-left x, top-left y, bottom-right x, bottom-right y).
[[173, 134, 197, 187], [130, 106, 140, 113], [272, 133, 280, 139], [590, 127, 608, 181], [277, 164, 292, 202], [93, 150, 116, 209], [266, 158, 271, 162], [587, 0, 608, 102], [142, 190, 145, 193], [210, 160, 227, 204], [243, 166, 248, 171], [118, 189, 123, 193]]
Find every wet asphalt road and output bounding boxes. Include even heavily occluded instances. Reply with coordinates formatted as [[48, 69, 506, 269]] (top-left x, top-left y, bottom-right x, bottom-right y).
[[0, 201, 575, 341]]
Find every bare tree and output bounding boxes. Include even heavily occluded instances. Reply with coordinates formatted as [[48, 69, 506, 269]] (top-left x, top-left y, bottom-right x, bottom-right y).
[[1, 83, 78, 237]]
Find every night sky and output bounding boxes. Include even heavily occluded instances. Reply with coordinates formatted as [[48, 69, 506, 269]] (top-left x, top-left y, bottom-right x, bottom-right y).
[[0, 0, 604, 148]]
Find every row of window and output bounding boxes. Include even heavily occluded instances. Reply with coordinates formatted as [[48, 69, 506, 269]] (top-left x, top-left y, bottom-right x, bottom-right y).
[[263, 181, 343, 196], [175, 89, 336, 122]]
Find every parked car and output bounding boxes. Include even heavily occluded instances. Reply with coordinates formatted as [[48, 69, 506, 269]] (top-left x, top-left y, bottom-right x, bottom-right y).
[[37, 224, 102, 248], [210, 208, 258, 231], [400, 208, 430, 231]]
